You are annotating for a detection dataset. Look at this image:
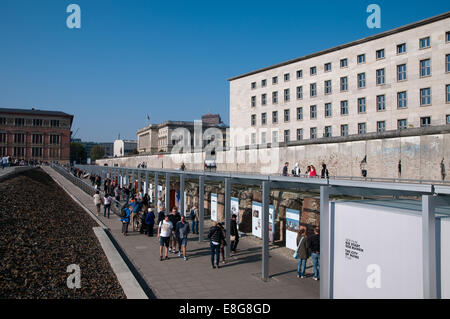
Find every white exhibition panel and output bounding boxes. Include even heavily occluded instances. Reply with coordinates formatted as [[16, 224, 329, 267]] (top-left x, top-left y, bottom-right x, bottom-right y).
[[285, 208, 300, 251], [231, 197, 239, 228], [440, 217, 450, 299], [252, 202, 262, 238], [332, 201, 423, 299], [211, 193, 218, 221]]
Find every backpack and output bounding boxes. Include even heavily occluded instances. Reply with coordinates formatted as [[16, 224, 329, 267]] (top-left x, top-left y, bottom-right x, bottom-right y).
[[120, 207, 127, 218]]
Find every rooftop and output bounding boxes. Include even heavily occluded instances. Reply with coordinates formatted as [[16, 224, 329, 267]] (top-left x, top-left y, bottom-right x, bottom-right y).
[[0, 107, 74, 119]]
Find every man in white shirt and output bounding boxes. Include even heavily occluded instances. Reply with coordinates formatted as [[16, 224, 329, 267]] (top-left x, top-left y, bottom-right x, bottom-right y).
[[158, 216, 173, 261]]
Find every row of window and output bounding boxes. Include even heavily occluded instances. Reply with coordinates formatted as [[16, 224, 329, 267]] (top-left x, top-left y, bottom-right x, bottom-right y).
[[0, 117, 61, 128], [250, 116, 447, 145], [0, 133, 61, 144], [251, 86, 450, 125], [250, 55, 450, 107], [0, 146, 62, 158], [250, 32, 450, 90]]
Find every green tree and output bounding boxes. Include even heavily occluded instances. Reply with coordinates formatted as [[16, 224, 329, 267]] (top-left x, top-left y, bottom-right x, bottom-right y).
[[70, 142, 87, 164], [90, 145, 105, 161]]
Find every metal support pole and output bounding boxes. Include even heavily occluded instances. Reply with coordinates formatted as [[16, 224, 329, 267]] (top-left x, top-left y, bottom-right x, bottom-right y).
[[145, 171, 149, 196], [224, 178, 231, 259], [180, 173, 185, 216], [155, 173, 159, 211], [199, 175, 205, 242], [422, 195, 437, 299], [165, 173, 171, 212], [320, 186, 332, 299], [138, 170, 142, 194], [261, 180, 270, 281], [131, 169, 136, 193]]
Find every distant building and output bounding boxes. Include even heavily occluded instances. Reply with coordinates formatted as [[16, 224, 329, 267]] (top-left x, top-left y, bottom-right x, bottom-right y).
[[0, 107, 73, 164], [71, 139, 114, 159], [137, 115, 228, 154], [98, 142, 113, 157], [114, 139, 137, 157]]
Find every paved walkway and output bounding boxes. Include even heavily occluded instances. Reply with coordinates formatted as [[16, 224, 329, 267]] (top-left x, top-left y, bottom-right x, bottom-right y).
[[43, 166, 320, 299]]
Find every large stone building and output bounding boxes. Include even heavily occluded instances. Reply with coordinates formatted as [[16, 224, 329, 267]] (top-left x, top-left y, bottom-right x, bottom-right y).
[[228, 12, 450, 148], [0, 107, 73, 164], [137, 115, 228, 155]]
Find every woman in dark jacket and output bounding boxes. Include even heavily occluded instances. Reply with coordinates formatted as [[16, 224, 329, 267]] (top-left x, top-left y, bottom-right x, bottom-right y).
[[296, 229, 309, 278], [208, 221, 225, 269], [217, 223, 227, 264]]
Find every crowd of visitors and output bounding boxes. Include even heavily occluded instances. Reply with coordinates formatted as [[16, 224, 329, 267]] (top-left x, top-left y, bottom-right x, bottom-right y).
[[1, 155, 46, 169], [294, 227, 320, 281], [283, 162, 329, 179]]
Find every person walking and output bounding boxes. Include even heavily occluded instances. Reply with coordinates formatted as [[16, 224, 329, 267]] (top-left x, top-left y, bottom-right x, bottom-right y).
[[175, 215, 190, 261], [93, 190, 101, 216], [208, 221, 225, 269], [310, 165, 317, 178], [121, 205, 132, 236], [189, 205, 199, 234], [320, 163, 329, 179], [230, 214, 239, 253], [157, 206, 166, 226], [157, 216, 173, 261], [217, 222, 227, 264], [131, 197, 143, 232], [309, 227, 320, 280], [296, 229, 309, 278], [145, 207, 155, 237], [282, 162, 289, 176], [292, 163, 300, 177], [103, 193, 112, 218], [168, 207, 181, 253], [305, 166, 311, 177]]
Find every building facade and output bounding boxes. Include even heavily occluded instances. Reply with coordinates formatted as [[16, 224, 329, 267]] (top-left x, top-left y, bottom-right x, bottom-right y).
[[229, 12, 450, 148], [0, 108, 73, 164], [113, 139, 137, 157]]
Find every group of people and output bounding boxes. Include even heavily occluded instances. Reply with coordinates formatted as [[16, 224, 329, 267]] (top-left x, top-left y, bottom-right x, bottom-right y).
[[294, 227, 320, 280], [1, 155, 43, 169], [283, 162, 329, 179]]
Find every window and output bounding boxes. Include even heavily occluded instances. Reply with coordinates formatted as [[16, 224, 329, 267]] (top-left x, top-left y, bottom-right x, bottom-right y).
[[297, 107, 303, 120], [272, 91, 278, 104], [447, 115, 450, 124], [325, 103, 332, 117], [398, 119, 408, 130], [341, 124, 349, 137], [0, 133, 6, 143], [15, 118, 25, 126], [377, 95, 386, 111], [261, 94, 267, 106], [262, 79, 267, 87], [325, 63, 332, 72], [397, 91, 407, 109], [324, 80, 332, 94], [297, 70, 303, 79], [420, 117, 431, 127], [310, 105, 317, 119], [310, 67, 317, 76], [251, 96, 256, 107], [419, 37, 430, 49], [340, 100, 349, 115], [310, 127, 317, 139], [357, 73, 366, 88], [397, 43, 407, 54], [340, 77, 348, 91], [420, 59, 431, 77], [32, 134, 43, 144], [284, 109, 290, 122], [376, 68, 385, 85], [310, 83, 317, 97], [261, 132, 267, 144], [297, 129, 303, 141], [272, 76, 278, 84], [14, 147, 25, 157], [376, 49, 385, 60], [357, 54, 366, 64], [272, 131, 278, 143], [0, 146, 7, 156], [447, 84, 450, 103], [0, 117, 6, 125], [358, 123, 366, 134], [284, 89, 290, 102], [340, 58, 348, 68], [251, 114, 256, 126], [14, 133, 25, 143], [261, 113, 267, 125], [50, 120, 60, 127], [420, 88, 431, 106], [284, 73, 290, 82], [251, 82, 256, 89], [358, 97, 366, 113], [251, 133, 256, 145], [397, 64, 407, 81], [377, 121, 386, 133], [49, 135, 60, 144], [324, 126, 332, 138], [296, 86, 303, 100], [447, 31, 450, 43], [272, 111, 278, 123], [284, 130, 290, 142], [31, 147, 43, 157], [33, 119, 43, 127], [446, 54, 450, 73]]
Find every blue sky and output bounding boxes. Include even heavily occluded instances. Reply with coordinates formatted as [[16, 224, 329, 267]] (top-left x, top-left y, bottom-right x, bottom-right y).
[[0, 0, 448, 142]]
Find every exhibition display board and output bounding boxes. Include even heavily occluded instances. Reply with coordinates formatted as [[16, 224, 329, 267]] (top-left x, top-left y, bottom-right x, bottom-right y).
[[285, 208, 300, 250], [440, 217, 450, 299], [231, 197, 239, 229], [252, 202, 275, 241], [211, 193, 218, 221]]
